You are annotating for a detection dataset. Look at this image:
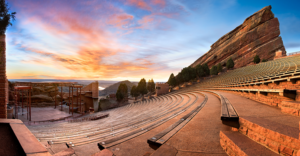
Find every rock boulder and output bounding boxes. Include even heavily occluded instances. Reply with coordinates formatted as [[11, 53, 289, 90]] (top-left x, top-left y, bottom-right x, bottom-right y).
[[190, 6, 286, 69]]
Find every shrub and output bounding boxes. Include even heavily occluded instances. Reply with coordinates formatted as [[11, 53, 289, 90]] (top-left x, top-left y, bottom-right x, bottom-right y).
[[137, 78, 148, 95], [116, 83, 128, 101], [262, 59, 267, 62], [253, 55, 260, 64], [195, 64, 205, 78], [226, 58, 234, 69], [167, 73, 177, 87], [210, 65, 218, 75], [217, 63, 222, 72], [203, 63, 210, 76]]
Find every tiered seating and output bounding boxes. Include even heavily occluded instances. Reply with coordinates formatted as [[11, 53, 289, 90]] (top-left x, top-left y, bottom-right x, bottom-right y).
[[197, 55, 300, 89], [27, 90, 206, 150], [147, 92, 208, 146]]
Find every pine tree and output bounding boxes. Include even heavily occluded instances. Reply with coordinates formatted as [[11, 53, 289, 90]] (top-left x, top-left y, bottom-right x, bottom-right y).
[[217, 63, 222, 73], [253, 55, 261, 64], [195, 64, 205, 78], [0, 0, 16, 35], [130, 85, 139, 100], [203, 63, 210, 76], [147, 79, 155, 93], [210, 65, 218, 75], [137, 78, 148, 95], [116, 83, 128, 101], [226, 58, 234, 69]]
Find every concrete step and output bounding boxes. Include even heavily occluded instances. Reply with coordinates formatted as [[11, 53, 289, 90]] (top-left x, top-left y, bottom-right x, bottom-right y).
[[220, 130, 279, 156], [239, 116, 300, 155]]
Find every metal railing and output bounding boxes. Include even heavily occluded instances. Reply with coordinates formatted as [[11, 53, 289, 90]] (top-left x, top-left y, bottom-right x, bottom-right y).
[[288, 51, 300, 56]]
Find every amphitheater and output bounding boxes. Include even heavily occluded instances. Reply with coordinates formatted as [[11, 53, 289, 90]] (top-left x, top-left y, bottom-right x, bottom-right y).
[[1, 5, 300, 156]]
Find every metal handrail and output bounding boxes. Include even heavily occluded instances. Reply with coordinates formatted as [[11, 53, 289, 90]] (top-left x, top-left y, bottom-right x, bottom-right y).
[[288, 51, 300, 56]]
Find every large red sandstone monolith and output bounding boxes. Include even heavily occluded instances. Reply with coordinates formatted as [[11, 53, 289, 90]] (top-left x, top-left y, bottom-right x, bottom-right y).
[[0, 35, 7, 118], [190, 6, 286, 69]]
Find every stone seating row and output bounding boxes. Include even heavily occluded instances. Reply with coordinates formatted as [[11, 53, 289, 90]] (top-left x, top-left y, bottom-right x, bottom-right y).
[[29, 91, 204, 148], [29, 93, 171, 132], [197, 55, 300, 88], [64, 92, 198, 147], [146, 92, 208, 147], [30, 93, 177, 134]]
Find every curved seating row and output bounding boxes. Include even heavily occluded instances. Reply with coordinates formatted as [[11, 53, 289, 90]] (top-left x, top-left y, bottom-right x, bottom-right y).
[[27, 90, 206, 148]]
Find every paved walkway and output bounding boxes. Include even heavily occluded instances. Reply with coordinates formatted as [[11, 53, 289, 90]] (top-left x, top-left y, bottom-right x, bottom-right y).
[[18, 106, 79, 125], [165, 92, 229, 156]]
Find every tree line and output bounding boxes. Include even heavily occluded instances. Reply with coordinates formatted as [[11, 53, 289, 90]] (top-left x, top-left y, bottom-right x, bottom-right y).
[[167, 57, 235, 87], [116, 78, 155, 101], [168, 54, 267, 87]]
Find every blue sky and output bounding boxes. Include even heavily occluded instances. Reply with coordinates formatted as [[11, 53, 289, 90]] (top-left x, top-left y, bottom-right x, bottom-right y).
[[5, 0, 300, 81]]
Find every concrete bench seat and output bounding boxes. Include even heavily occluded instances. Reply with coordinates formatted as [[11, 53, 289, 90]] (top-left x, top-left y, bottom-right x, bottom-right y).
[[147, 92, 207, 147]]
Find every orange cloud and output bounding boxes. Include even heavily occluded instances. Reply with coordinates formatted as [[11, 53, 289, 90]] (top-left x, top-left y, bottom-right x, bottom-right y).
[[126, 0, 152, 11], [151, 0, 166, 7], [107, 13, 134, 28]]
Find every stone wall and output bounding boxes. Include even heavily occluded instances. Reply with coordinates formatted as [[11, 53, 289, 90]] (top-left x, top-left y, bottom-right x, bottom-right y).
[[156, 83, 169, 96], [190, 6, 286, 69], [0, 35, 6, 118]]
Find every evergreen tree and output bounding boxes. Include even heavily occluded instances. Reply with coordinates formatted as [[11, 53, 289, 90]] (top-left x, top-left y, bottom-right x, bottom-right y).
[[203, 63, 210, 76], [147, 79, 155, 93], [253, 55, 261, 64], [195, 64, 205, 78], [176, 72, 184, 85], [210, 65, 218, 75], [217, 63, 222, 73], [130, 85, 139, 100], [0, 0, 16, 35], [168, 73, 176, 87], [116, 83, 128, 101], [226, 58, 234, 69], [188, 66, 196, 80], [137, 78, 148, 95]]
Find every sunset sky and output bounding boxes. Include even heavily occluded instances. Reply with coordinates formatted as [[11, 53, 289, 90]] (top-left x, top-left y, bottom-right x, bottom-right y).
[[6, 0, 300, 81]]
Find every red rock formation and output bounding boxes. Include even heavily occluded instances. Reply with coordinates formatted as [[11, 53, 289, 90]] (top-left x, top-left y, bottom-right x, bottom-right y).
[[190, 6, 286, 69]]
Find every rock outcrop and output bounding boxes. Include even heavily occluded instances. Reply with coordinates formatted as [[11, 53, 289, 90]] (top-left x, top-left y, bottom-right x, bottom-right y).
[[190, 6, 286, 69]]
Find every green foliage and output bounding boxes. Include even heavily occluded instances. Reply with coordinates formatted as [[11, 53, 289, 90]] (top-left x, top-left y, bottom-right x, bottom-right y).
[[176, 72, 184, 85], [116, 83, 128, 101], [195, 64, 205, 78], [210, 65, 218, 75], [226, 58, 234, 69], [0, 0, 16, 35], [202, 63, 210, 76], [130, 85, 139, 98], [147, 79, 155, 93], [137, 78, 148, 95], [217, 63, 222, 72], [167, 73, 177, 87], [180, 66, 196, 83], [253, 55, 260, 64], [262, 59, 267, 62]]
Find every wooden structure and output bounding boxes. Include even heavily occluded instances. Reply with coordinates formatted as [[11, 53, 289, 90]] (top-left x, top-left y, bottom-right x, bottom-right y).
[[14, 86, 32, 121], [69, 85, 83, 115]]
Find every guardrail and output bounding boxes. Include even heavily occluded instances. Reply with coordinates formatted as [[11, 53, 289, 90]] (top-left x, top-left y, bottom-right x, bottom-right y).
[[288, 51, 300, 56]]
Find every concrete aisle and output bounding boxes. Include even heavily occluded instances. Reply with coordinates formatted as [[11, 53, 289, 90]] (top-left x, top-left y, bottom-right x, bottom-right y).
[[165, 92, 230, 156], [216, 91, 300, 129], [107, 93, 204, 156]]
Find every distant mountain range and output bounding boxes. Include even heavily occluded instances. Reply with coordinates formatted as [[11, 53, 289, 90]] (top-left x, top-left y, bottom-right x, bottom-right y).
[[99, 80, 138, 96]]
